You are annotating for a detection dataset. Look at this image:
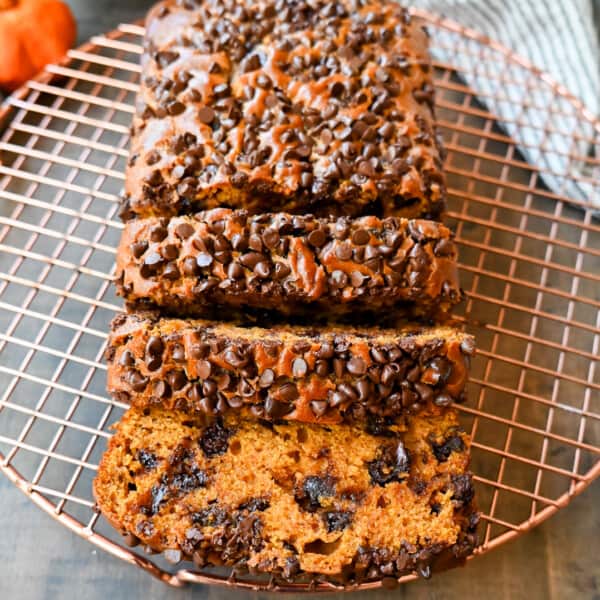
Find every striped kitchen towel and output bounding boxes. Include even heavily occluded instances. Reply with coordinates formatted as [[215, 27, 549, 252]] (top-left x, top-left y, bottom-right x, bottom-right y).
[[412, 0, 600, 209]]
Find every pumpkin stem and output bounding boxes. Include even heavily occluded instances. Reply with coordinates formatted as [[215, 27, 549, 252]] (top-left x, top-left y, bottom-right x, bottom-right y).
[[0, 0, 17, 9]]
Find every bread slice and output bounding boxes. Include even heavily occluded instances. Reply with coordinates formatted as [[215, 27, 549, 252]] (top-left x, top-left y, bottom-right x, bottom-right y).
[[94, 406, 478, 583], [122, 0, 445, 221], [106, 313, 474, 424], [115, 209, 461, 321]]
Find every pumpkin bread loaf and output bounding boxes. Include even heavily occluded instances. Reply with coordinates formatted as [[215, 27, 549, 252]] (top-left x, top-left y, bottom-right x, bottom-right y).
[[121, 0, 446, 220], [93, 406, 478, 583], [115, 209, 461, 320], [106, 313, 474, 424]]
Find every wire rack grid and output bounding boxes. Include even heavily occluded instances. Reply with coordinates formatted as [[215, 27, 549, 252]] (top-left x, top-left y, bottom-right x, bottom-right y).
[[0, 11, 598, 593]]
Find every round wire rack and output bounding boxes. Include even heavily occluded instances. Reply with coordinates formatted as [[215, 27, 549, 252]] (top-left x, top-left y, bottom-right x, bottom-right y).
[[0, 10, 598, 593]]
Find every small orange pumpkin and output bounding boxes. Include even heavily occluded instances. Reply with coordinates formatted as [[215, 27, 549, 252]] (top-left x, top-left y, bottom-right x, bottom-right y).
[[0, 0, 76, 91]]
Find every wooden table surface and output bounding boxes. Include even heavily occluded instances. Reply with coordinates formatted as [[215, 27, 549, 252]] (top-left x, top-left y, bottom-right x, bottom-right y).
[[0, 1, 598, 599]]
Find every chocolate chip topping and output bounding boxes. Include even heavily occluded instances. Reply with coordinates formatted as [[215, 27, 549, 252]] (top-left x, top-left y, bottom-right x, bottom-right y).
[[124, 0, 446, 220], [108, 315, 473, 424], [116, 209, 461, 320]]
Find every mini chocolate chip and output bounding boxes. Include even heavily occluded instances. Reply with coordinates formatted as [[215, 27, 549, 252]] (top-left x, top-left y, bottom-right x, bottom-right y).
[[292, 358, 308, 377], [248, 233, 263, 252], [274, 263, 291, 279], [433, 237, 454, 257], [175, 223, 195, 239], [197, 105, 215, 124], [189, 343, 209, 359], [254, 261, 271, 278], [368, 442, 410, 487], [351, 229, 370, 245], [333, 358, 345, 379], [172, 344, 185, 362], [330, 270, 348, 288], [432, 435, 464, 462], [307, 229, 327, 247], [278, 382, 299, 403], [316, 342, 334, 359], [335, 243, 353, 261], [315, 360, 329, 376], [414, 382, 433, 402], [196, 253, 213, 268], [258, 369, 275, 388], [243, 54, 261, 72], [381, 364, 399, 386], [239, 252, 264, 269], [141, 252, 164, 277], [119, 350, 135, 367], [197, 360, 212, 380], [256, 73, 272, 89], [150, 226, 168, 243], [177, 257, 198, 278], [155, 50, 179, 68], [166, 370, 187, 391], [300, 172, 313, 187], [350, 271, 369, 287], [212, 250, 230, 264], [213, 82, 229, 97], [163, 262, 180, 279], [334, 220, 349, 240], [146, 335, 164, 357], [370, 348, 388, 363], [262, 229, 280, 249], [329, 81, 344, 97], [145, 150, 161, 166], [338, 382, 358, 401], [378, 122, 395, 139], [227, 395, 243, 408], [328, 391, 345, 408], [322, 103, 338, 119], [265, 396, 292, 418], [128, 370, 148, 392], [356, 379, 371, 401], [159, 243, 177, 261], [203, 380, 217, 396], [168, 101, 185, 116], [227, 262, 244, 279], [153, 380, 171, 399], [310, 400, 328, 417], [195, 278, 219, 293], [131, 241, 148, 258], [137, 450, 158, 471], [391, 158, 409, 176], [347, 357, 367, 375]]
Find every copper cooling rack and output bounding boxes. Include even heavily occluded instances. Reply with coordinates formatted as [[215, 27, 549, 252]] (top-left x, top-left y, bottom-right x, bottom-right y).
[[0, 11, 598, 592]]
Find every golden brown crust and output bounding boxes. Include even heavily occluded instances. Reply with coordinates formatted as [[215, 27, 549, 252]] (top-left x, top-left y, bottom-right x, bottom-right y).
[[106, 313, 474, 424], [122, 0, 446, 220], [93, 406, 478, 582], [115, 209, 461, 320]]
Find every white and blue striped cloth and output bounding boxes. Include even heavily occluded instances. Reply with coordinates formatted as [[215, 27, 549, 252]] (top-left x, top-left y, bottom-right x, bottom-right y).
[[412, 0, 600, 208]]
